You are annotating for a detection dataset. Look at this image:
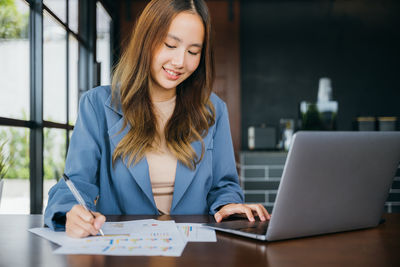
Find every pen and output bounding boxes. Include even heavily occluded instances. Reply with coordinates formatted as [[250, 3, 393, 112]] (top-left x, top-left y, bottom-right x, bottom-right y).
[[62, 173, 104, 236]]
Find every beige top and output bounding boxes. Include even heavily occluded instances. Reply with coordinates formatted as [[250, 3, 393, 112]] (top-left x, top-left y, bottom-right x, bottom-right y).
[[145, 96, 177, 215]]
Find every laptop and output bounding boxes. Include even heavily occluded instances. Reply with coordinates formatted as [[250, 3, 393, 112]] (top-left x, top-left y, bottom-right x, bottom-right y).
[[205, 131, 400, 241]]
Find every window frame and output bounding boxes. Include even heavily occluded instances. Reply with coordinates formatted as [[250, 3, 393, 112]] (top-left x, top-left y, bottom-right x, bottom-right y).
[[0, 0, 114, 214]]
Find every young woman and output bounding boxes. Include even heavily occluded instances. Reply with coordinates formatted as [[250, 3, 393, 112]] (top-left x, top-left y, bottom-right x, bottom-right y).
[[44, 0, 270, 238]]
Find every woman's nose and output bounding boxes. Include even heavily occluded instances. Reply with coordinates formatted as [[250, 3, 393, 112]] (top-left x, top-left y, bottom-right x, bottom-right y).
[[171, 49, 185, 67]]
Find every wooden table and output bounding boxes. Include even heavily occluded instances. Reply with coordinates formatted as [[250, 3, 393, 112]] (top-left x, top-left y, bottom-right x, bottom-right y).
[[0, 214, 399, 267]]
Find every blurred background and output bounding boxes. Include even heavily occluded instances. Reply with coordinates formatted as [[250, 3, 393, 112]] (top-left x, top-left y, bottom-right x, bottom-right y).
[[0, 0, 399, 215]]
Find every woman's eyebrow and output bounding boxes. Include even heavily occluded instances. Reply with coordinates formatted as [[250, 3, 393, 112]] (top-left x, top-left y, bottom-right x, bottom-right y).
[[167, 33, 202, 48]]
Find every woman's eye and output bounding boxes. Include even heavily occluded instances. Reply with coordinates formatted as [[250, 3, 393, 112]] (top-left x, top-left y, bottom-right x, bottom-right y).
[[188, 51, 199, 56], [165, 43, 175, 49]]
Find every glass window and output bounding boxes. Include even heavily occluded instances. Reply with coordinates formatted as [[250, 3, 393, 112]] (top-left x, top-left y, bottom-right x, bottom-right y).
[[69, 35, 79, 124], [0, 0, 30, 120], [43, 11, 67, 123], [1, 0, 113, 214], [0, 126, 30, 214], [43, 0, 66, 24], [43, 128, 66, 211], [68, 0, 79, 33], [96, 2, 111, 85]]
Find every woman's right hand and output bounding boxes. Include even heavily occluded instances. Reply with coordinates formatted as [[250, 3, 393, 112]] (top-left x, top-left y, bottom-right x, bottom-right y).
[[66, 204, 106, 238]]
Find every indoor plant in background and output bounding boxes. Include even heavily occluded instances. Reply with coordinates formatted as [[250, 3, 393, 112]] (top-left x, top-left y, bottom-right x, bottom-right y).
[[0, 141, 8, 206]]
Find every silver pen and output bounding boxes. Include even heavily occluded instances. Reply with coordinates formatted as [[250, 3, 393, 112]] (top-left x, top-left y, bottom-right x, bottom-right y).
[[62, 173, 104, 236]]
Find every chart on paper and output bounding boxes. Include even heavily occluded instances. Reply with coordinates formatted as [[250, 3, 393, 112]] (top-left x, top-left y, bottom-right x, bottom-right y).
[[54, 233, 183, 256], [54, 220, 187, 256], [176, 223, 217, 242]]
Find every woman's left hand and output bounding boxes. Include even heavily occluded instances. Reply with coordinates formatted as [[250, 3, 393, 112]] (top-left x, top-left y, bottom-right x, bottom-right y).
[[214, 203, 271, 223]]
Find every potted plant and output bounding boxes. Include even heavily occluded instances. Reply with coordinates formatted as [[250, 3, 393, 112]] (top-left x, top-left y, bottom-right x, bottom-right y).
[[0, 141, 8, 205]]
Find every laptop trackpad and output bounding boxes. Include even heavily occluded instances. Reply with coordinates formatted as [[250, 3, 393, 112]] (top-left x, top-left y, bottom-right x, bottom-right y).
[[205, 220, 269, 235]]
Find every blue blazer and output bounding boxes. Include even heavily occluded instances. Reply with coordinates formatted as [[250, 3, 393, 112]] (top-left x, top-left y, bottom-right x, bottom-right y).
[[44, 86, 244, 230]]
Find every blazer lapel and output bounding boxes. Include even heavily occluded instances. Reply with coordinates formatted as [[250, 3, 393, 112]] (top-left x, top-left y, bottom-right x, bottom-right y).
[[125, 156, 155, 208], [171, 132, 213, 211], [105, 95, 156, 209], [171, 159, 196, 211]]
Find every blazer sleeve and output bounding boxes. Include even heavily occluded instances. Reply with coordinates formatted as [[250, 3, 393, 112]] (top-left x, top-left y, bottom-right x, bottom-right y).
[[44, 92, 101, 230], [207, 101, 244, 214]]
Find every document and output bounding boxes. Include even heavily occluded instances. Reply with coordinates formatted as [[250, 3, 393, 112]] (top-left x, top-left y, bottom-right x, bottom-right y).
[[29, 219, 159, 246], [29, 227, 82, 246], [101, 219, 160, 235], [176, 223, 217, 242], [55, 220, 186, 256], [29, 219, 216, 256]]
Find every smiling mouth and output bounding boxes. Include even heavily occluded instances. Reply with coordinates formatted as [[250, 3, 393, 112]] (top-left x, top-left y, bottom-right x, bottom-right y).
[[163, 67, 182, 80]]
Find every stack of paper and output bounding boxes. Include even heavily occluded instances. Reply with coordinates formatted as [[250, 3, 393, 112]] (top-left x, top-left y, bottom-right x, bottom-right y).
[[29, 219, 216, 257]]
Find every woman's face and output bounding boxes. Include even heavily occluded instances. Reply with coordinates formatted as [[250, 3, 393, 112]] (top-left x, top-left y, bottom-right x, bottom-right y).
[[150, 12, 204, 100]]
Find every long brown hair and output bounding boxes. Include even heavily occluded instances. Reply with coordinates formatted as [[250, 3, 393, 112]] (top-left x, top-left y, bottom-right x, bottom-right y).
[[111, 0, 215, 170]]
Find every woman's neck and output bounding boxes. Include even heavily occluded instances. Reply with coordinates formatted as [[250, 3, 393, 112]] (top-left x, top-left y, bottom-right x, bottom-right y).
[[149, 81, 176, 102]]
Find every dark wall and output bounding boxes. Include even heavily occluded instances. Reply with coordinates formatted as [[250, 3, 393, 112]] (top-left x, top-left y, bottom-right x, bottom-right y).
[[240, 0, 400, 149]]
